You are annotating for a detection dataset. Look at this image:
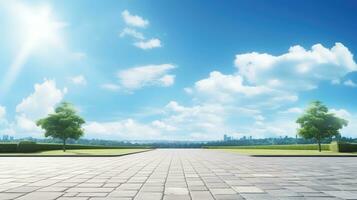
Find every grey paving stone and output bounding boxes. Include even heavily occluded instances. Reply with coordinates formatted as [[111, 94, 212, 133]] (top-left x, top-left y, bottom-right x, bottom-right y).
[[163, 194, 191, 200], [323, 191, 357, 199], [164, 187, 189, 195], [15, 192, 63, 200], [57, 198, 89, 200], [6, 186, 40, 193], [214, 194, 245, 200], [233, 186, 264, 193], [108, 190, 138, 197], [210, 188, 237, 195], [0, 193, 24, 200], [190, 191, 215, 200], [66, 187, 114, 193], [77, 193, 108, 197], [134, 192, 162, 200]]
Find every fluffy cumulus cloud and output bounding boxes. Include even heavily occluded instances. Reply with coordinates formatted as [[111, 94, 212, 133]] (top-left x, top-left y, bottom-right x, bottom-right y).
[[120, 10, 162, 50], [134, 38, 161, 50], [330, 108, 357, 137], [117, 64, 176, 90], [69, 75, 87, 86], [16, 79, 66, 119], [191, 71, 272, 102], [187, 43, 356, 105], [235, 43, 357, 91], [343, 79, 357, 87], [84, 119, 161, 140], [119, 28, 145, 40], [14, 79, 67, 135], [121, 10, 149, 28]]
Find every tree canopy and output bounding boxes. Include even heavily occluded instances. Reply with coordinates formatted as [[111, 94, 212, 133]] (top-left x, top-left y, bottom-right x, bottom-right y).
[[296, 101, 348, 151], [37, 102, 85, 151]]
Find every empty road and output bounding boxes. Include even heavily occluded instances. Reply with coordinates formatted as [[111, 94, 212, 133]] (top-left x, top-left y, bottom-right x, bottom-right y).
[[0, 149, 357, 200]]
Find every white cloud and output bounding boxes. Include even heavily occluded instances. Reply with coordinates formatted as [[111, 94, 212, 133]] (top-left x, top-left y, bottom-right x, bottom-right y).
[[279, 107, 303, 114], [329, 108, 357, 138], [101, 83, 120, 91], [330, 108, 352, 119], [134, 38, 161, 50], [187, 43, 356, 106], [117, 64, 176, 90], [119, 28, 145, 40], [151, 120, 177, 131], [121, 10, 149, 28], [84, 119, 161, 140], [70, 75, 87, 86], [192, 71, 272, 101], [159, 75, 175, 86], [247, 119, 299, 138], [16, 79, 67, 120], [235, 43, 357, 91], [161, 101, 229, 138], [0, 106, 6, 119], [15, 114, 42, 133], [187, 71, 297, 107], [343, 79, 357, 87], [331, 79, 340, 85]]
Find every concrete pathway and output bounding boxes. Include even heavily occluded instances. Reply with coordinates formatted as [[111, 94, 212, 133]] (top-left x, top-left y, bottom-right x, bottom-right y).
[[0, 149, 356, 200]]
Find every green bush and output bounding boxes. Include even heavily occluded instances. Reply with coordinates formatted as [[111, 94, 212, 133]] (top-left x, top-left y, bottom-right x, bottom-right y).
[[17, 141, 38, 153], [0, 143, 18, 153], [203, 144, 330, 151], [0, 142, 152, 153], [330, 141, 357, 152]]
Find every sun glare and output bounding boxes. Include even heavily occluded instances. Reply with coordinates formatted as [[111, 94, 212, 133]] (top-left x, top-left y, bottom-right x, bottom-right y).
[[22, 5, 66, 48], [0, 2, 66, 97]]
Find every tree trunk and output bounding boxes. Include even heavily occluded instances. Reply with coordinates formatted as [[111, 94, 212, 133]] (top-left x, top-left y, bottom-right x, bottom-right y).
[[63, 139, 66, 152], [317, 139, 321, 152]]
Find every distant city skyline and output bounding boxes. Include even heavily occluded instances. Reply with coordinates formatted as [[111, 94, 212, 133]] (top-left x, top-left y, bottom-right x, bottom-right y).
[[1, 0, 357, 140]]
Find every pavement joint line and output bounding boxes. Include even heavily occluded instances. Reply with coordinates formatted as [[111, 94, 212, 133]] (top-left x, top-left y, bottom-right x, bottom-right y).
[[160, 150, 173, 200]]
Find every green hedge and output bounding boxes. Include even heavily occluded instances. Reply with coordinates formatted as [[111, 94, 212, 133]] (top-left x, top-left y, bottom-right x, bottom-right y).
[[330, 141, 357, 153], [0, 143, 17, 153], [17, 141, 38, 153], [203, 144, 330, 151], [0, 142, 152, 153]]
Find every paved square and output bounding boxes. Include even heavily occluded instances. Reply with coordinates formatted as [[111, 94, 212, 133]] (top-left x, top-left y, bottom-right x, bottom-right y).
[[0, 149, 357, 199]]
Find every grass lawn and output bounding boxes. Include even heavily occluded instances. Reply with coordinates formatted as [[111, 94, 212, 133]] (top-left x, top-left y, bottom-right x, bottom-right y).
[[219, 149, 357, 156], [0, 148, 150, 156]]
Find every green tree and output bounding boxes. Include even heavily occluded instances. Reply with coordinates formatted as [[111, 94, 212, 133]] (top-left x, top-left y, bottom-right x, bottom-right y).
[[37, 102, 85, 152], [296, 101, 348, 152]]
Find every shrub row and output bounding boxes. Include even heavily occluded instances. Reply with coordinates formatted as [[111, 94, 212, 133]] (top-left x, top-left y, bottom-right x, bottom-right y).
[[330, 141, 357, 153], [203, 144, 330, 151], [0, 143, 17, 153], [0, 141, 152, 153]]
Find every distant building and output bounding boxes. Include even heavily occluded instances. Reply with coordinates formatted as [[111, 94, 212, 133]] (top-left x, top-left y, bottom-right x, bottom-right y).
[[223, 134, 233, 141], [2, 135, 9, 141], [1, 135, 14, 141]]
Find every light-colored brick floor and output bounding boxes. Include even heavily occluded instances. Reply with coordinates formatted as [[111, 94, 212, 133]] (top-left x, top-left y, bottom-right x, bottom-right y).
[[0, 149, 357, 200]]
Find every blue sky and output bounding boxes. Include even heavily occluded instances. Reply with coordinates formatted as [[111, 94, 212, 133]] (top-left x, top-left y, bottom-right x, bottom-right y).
[[1, 0, 357, 140]]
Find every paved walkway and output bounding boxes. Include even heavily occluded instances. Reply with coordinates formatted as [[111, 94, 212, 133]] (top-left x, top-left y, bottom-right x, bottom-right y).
[[0, 149, 357, 200]]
